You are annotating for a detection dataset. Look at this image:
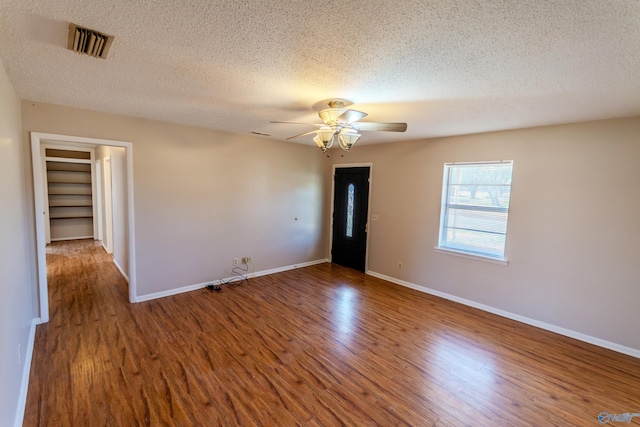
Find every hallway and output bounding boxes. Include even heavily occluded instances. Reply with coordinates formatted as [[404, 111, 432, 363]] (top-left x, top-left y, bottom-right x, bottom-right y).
[[24, 240, 131, 425]]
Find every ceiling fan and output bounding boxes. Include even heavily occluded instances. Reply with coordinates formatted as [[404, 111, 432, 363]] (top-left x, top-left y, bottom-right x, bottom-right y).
[[271, 100, 407, 152]]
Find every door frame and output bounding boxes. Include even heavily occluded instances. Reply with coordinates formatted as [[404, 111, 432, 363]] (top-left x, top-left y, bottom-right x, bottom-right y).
[[95, 159, 103, 242], [102, 156, 114, 254], [330, 162, 373, 272], [30, 132, 137, 322]]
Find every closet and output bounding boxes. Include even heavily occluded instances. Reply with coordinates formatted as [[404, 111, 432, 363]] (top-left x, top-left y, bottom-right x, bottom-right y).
[[45, 148, 97, 242]]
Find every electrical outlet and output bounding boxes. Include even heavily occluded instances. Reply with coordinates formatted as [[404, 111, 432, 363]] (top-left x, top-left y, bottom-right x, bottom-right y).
[[398, 261, 403, 270], [233, 258, 239, 266], [242, 256, 252, 264]]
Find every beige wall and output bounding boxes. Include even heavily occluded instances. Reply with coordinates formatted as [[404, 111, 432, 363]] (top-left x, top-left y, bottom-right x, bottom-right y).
[[0, 59, 34, 426], [21, 101, 330, 298], [18, 99, 640, 353], [333, 117, 640, 351]]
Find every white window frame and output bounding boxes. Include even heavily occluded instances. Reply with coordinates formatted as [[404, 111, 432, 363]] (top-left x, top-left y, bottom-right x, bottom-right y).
[[435, 160, 513, 265]]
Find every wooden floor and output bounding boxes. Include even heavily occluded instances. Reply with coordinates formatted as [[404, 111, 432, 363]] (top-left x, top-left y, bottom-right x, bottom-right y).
[[24, 241, 640, 426]]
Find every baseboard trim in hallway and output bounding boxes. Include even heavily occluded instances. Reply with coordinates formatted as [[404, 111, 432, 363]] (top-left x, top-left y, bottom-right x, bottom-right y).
[[14, 318, 37, 427]]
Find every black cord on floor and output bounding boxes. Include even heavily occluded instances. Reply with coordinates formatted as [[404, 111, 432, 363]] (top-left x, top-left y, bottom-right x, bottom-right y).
[[221, 263, 250, 286], [204, 262, 253, 292]]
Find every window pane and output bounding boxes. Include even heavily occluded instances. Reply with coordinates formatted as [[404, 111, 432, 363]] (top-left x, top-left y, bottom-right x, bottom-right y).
[[346, 183, 355, 238], [447, 185, 511, 209], [439, 161, 513, 259], [445, 209, 509, 235], [449, 163, 513, 186], [444, 228, 506, 258]]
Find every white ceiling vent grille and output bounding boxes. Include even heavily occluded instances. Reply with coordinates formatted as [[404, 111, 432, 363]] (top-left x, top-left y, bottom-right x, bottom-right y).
[[67, 23, 114, 59]]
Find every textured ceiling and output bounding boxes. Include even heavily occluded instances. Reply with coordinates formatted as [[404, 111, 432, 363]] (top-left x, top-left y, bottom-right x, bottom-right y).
[[1, 0, 639, 146]]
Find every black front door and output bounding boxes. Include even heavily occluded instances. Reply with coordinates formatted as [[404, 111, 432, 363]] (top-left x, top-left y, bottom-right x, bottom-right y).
[[331, 167, 370, 271]]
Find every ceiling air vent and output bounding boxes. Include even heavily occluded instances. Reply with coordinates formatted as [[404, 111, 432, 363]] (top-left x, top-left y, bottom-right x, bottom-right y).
[[67, 23, 114, 59]]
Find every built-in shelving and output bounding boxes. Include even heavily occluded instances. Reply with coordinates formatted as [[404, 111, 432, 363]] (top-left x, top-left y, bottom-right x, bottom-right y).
[[45, 148, 95, 241]]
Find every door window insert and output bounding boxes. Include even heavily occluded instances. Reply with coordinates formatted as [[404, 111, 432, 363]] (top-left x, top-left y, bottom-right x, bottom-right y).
[[346, 183, 355, 238]]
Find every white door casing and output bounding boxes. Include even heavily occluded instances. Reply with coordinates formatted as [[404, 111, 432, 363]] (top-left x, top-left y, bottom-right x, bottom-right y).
[[30, 132, 137, 322]]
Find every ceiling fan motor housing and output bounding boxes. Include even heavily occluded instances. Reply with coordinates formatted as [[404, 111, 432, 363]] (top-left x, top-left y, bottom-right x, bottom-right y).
[[318, 108, 347, 126]]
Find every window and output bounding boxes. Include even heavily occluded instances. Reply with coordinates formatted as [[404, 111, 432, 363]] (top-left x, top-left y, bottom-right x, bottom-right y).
[[438, 161, 513, 260], [346, 183, 355, 238]]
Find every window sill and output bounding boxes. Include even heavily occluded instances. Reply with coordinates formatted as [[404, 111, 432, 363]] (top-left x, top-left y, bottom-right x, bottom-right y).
[[433, 247, 509, 266]]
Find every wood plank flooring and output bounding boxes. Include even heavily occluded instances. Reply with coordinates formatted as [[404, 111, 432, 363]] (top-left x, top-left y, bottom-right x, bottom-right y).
[[24, 240, 640, 426]]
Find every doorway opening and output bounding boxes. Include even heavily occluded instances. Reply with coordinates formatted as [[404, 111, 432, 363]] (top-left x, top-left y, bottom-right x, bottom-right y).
[[331, 164, 371, 272], [30, 132, 136, 323]]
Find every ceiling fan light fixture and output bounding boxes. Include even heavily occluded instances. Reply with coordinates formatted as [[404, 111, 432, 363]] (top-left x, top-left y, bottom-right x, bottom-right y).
[[312, 134, 325, 151], [317, 126, 334, 141], [272, 99, 407, 154], [313, 127, 335, 151], [338, 130, 361, 151], [313, 134, 329, 151]]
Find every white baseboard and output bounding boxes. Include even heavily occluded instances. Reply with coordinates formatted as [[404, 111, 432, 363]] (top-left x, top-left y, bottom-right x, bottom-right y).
[[14, 318, 38, 427], [50, 235, 94, 242], [367, 270, 640, 360], [135, 259, 329, 303], [136, 280, 212, 303], [251, 258, 329, 278], [113, 259, 129, 283]]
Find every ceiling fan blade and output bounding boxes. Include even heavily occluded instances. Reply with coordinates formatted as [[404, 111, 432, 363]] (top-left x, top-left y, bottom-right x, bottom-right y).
[[337, 109, 368, 124], [351, 122, 407, 132], [270, 121, 324, 127], [286, 130, 321, 140]]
